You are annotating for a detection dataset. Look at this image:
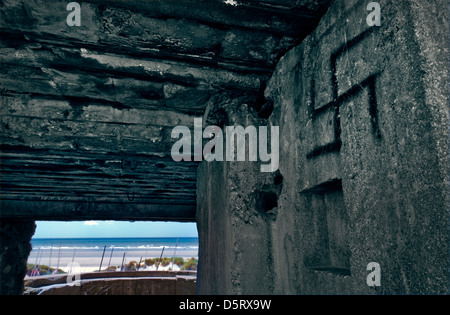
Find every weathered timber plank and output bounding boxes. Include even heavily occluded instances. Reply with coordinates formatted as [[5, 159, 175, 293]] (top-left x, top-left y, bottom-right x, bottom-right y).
[[83, 0, 323, 37], [0, 173, 196, 189], [0, 0, 302, 68], [0, 199, 196, 221], [0, 190, 196, 203], [0, 41, 263, 91], [0, 115, 176, 155], [0, 144, 199, 209], [0, 94, 195, 128], [0, 146, 199, 168]]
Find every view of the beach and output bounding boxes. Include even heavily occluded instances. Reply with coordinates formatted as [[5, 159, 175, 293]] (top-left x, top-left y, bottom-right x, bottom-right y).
[[27, 237, 199, 275], [25, 220, 199, 276]]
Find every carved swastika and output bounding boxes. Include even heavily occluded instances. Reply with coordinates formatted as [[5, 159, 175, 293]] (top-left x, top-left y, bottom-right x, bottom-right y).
[[307, 28, 382, 159]]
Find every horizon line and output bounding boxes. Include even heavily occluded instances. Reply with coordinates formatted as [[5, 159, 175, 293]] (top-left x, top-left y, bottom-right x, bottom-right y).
[[32, 236, 199, 239]]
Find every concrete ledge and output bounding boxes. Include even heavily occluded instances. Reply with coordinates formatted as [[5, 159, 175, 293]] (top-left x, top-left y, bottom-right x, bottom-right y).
[[24, 271, 197, 295]]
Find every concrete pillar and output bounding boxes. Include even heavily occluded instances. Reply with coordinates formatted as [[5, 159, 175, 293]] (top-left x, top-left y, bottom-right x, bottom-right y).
[[196, 96, 280, 294], [0, 220, 36, 295]]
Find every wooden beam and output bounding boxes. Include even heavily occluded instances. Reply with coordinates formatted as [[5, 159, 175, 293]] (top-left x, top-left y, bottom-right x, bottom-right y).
[[0, 199, 196, 222], [0, 40, 265, 91], [0, 146, 198, 193], [81, 0, 325, 37], [0, 0, 303, 70], [0, 94, 195, 127]]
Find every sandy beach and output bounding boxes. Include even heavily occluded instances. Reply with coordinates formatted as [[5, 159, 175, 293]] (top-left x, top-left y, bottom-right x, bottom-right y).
[[27, 238, 198, 274]]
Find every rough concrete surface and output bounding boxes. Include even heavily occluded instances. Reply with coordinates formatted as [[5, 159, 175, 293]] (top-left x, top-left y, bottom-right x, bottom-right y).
[[0, 221, 36, 295], [197, 0, 448, 294], [23, 271, 196, 295]]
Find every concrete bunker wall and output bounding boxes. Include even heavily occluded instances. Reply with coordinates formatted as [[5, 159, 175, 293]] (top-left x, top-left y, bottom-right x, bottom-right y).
[[0, 0, 447, 296], [196, 0, 448, 295], [0, 221, 36, 295]]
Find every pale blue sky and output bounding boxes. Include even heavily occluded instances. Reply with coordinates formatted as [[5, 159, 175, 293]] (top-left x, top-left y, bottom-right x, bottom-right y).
[[33, 221, 198, 238]]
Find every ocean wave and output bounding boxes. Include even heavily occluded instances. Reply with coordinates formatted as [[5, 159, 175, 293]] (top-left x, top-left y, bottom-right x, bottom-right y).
[[34, 246, 101, 250], [33, 245, 198, 251]]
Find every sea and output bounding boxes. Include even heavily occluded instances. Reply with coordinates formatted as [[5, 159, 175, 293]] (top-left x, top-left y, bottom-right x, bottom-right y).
[[27, 237, 199, 273]]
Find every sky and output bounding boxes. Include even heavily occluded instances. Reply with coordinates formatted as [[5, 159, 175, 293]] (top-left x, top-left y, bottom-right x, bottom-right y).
[[33, 221, 198, 239]]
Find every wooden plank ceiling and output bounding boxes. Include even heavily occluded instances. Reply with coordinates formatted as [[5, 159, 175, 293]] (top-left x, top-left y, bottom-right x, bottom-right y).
[[0, 0, 332, 221]]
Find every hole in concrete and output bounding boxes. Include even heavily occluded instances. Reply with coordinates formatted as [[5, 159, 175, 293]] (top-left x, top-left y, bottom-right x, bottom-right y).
[[302, 181, 351, 276], [257, 190, 278, 213], [274, 170, 283, 186]]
